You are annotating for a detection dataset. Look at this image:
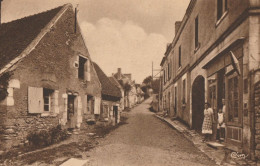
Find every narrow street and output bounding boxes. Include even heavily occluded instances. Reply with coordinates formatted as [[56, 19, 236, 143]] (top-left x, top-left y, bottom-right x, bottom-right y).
[[86, 99, 216, 166]]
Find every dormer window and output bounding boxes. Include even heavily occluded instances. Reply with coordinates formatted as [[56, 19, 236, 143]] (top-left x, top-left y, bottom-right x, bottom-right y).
[[77, 55, 91, 81], [78, 56, 86, 79]]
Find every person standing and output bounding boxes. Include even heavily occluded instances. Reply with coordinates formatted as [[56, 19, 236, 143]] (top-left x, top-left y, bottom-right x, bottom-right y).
[[217, 99, 226, 142], [202, 102, 214, 142]]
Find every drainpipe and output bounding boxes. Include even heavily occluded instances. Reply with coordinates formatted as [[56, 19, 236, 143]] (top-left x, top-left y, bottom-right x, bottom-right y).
[[249, 70, 255, 160]]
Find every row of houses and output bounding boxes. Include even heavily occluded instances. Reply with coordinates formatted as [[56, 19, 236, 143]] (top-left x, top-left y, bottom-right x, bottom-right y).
[[159, 0, 260, 159], [0, 3, 142, 150]]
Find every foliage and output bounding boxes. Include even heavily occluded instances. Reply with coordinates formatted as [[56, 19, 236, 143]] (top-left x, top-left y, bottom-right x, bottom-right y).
[[142, 76, 152, 85], [118, 80, 132, 96], [27, 125, 69, 148], [141, 75, 160, 95], [0, 72, 12, 101]]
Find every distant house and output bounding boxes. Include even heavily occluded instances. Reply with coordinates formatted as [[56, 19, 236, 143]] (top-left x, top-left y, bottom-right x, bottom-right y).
[[135, 84, 144, 103], [109, 76, 125, 111], [0, 4, 102, 150], [93, 63, 122, 124], [113, 68, 137, 108]]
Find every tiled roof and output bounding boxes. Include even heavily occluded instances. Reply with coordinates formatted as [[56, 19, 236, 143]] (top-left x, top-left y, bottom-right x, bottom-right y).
[[109, 76, 123, 89], [0, 5, 63, 70], [93, 63, 122, 98]]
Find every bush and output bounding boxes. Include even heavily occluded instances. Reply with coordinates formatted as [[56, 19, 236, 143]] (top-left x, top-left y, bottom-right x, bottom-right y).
[[27, 125, 69, 148]]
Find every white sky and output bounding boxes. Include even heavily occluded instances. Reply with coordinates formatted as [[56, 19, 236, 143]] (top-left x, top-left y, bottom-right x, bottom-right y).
[[1, 0, 190, 83]]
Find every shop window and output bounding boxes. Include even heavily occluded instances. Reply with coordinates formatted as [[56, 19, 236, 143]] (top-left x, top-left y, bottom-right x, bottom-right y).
[[228, 75, 239, 122], [217, 0, 228, 21]]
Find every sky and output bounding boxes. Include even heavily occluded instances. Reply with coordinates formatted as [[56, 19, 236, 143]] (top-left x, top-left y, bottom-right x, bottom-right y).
[[1, 0, 190, 83]]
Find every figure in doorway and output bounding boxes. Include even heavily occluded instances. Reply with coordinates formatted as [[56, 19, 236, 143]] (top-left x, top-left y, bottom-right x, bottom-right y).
[[217, 99, 226, 142], [68, 103, 75, 129], [202, 102, 214, 142]]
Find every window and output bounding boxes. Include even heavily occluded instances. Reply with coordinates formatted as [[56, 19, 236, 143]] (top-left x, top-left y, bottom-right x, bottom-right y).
[[102, 105, 109, 119], [78, 56, 86, 79], [163, 69, 166, 84], [228, 74, 239, 122], [174, 85, 177, 108], [195, 16, 199, 49], [217, 0, 228, 20], [28, 87, 58, 114], [168, 63, 170, 80], [182, 79, 186, 104], [179, 46, 181, 67], [43, 88, 54, 111]]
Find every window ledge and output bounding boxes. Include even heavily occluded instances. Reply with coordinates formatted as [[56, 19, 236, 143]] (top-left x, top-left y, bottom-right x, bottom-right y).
[[177, 66, 182, 71], [41, 112, 57, 117], [215, 10, 229, 27], [194, 43, 200, 53]]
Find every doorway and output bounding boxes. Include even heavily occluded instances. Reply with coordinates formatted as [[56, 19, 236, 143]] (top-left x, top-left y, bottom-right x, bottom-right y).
[[192, 76, 205, 133], [67, 95, 75, 129], [113, 106, 119, 124]]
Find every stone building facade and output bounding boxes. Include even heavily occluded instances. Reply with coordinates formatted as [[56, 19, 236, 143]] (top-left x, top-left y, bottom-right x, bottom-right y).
[[0, 4, 102, 150], [160, 0, 260, 159], [93, 63, 122, 124]]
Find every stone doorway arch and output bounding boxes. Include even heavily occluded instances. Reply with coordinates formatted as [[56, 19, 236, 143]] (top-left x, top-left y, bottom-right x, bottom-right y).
[[192, 75, 205, 133]]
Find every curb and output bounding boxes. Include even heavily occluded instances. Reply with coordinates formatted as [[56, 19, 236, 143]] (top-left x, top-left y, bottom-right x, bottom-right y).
[[154, 114, 224, 165]]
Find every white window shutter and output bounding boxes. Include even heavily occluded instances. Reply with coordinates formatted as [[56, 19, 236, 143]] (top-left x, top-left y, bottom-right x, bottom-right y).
[[76, 56, 79, 78], [54, 90, 59, 114], [86, 60, 91, 82], [28, 87, 43, 113], [94, 97, 100, 114], [77, 96, 83, 123]]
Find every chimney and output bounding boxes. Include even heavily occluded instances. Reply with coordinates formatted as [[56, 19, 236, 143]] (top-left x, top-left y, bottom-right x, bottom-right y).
[[175, 21, 182, 35], [0, 0, 2, 25], [117, 68, 121, 75]]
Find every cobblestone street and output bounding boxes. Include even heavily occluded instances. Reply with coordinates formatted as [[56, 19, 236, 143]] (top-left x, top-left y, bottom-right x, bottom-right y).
[[86, 99, 216, 166]]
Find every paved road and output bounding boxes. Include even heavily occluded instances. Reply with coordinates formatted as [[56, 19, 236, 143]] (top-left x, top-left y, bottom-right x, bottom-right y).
[[86, 98, 216, 166]]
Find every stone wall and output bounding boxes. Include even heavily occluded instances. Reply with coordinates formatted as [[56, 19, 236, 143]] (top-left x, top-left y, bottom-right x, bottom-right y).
[[254, 81, 260, 157]]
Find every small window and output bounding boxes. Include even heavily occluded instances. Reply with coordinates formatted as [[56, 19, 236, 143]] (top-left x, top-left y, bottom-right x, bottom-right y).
[[179, 46, 182, 67], [217, 0, 228, 20], [164, 69, 166, 84], [168, 62, 171, 80], [78, 56, 87, 79], [195, 16, 199, 48], [43, 88, 54, 112]]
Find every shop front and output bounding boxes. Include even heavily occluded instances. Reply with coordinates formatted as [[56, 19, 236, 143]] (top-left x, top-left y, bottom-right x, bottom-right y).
[[203, 40, 244, 148]]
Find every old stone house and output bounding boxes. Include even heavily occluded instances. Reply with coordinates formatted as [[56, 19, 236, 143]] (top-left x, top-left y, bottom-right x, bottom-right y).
[[0, 4, 102, 150], [160, 0, 260, 159], [109, 76, 125, 111], [93, 63, 122, 124]]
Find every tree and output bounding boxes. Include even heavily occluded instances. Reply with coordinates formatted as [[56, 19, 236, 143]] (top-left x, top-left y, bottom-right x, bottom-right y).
[[141, 76, 160, 98]]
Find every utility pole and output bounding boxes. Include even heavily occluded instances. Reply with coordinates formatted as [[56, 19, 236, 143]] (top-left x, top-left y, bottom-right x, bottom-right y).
[[152, 61, 153, 81]]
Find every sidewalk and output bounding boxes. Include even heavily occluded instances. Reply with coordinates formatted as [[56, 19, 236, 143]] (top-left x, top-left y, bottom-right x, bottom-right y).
[[154, 114, 256, 166]]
